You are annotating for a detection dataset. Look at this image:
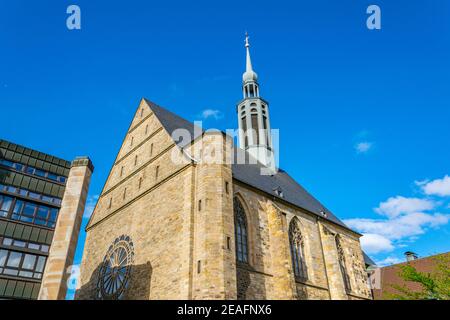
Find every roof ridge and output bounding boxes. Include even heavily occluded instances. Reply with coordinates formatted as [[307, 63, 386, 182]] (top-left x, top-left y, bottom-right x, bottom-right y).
[[142, 98, 354, 234], [144, 98, 203, 130]]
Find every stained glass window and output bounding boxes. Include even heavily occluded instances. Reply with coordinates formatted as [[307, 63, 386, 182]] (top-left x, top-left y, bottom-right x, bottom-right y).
[[234, 198, 248, 264], [289, 218, 308, 280]]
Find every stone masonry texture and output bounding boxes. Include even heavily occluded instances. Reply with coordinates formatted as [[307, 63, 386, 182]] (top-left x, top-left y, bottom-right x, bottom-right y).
[[39, 158, 93, 300], [76, 99, 372, 300]]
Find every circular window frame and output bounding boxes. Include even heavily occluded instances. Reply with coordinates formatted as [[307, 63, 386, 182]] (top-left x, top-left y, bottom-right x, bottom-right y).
[[96, 235, 134, 300]]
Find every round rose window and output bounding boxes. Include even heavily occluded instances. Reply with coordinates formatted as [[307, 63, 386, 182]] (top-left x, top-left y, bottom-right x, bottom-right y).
[[97, 235, 134, 300]]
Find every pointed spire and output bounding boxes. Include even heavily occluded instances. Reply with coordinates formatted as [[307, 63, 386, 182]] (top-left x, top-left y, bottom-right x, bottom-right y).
[[243, 32, 258, 83], [245, 32, 253, 72]]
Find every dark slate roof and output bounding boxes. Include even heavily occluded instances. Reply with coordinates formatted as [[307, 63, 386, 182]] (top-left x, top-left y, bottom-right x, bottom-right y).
[[363, 251, 376, 267], [232, 148, 348, 228], [145, 98, 354, 232], [145, 99, 203, 149]]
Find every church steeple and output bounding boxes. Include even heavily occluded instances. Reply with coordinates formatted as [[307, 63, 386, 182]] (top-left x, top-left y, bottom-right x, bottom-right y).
[[245, 33, 252, 68], [237, 33, 275, 170], [242, 33, 259, 99]]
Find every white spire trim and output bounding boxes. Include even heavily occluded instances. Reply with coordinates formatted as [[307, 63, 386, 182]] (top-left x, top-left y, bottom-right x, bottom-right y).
[[245, 32, 253, 73]]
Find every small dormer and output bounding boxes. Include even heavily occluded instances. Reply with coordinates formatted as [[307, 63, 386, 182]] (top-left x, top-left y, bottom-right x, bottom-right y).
[[273, 186, 284, 198], [405, 251, 418, 262]]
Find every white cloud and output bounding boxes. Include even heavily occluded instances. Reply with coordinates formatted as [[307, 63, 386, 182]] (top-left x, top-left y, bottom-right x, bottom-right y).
[[376, 256, 403, 267], [355, 141, 373, 154], [418, 175, 450, 197], [346, 178, 450, 264], [359, 233, 394, 254], [375, 196, 435, 218], [201, 109, 223, 120], [344, 212, 449, 241], [83, 194, 99, 218], [345, 193, 449, 256]]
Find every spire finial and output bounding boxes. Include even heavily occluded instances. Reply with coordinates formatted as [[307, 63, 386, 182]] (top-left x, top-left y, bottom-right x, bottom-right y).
[[242, 32, 258, 83], [245, 32, 253, 73]]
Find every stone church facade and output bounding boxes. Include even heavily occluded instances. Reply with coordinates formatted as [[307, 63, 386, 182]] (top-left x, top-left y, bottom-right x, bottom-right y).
[[76, 36, 372, 300]]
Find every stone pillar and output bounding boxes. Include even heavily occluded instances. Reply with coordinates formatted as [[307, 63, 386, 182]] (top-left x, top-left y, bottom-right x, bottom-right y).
[[191, 132, 236, 299], [38, 157, 94, 300], [318, 222, 348, 300], [264, 201, 297, 299]]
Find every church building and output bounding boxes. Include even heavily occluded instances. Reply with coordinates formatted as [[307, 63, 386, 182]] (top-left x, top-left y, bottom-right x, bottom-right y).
[[76, 35, 373, 300]]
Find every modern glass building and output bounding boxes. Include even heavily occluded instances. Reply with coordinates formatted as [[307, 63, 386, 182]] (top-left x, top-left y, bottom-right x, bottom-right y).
[[0, 139, 71, 299]]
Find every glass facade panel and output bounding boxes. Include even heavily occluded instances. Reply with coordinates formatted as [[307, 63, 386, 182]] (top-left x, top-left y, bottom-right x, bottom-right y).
[[41, 196, 53, 203], [0, 249, 47, 279], [1, 237, 51, 254], [13, 240, 26, 248], [34, 169, 46, 177], [6, 252, 22, 268], [0, 144, 68, 291], [3, 269, 18, 276], [22, 254, 36, 270], [1, 196, 12, 211], [0, 160, 14, 168], [10, 199, 58, 228], [19, 271, 33, 278], [0, 195, 13, 217], [0, 183, 62, 205], [0, 159, 67, 184], [36, 207, 49, 220], [28, 243, 40, 250], [50, 208, 58, 222], [0, 250, 7, 266], [23, 203, 36, 216], [13, 200, 23, 213], [29, 192, 41, 200], [36, 256, 46, 272]]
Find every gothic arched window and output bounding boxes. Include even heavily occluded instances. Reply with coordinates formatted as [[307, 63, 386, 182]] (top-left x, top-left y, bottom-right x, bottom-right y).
[[335, 235, 352, 293], [263, 116, 268, 144], [234, 198, 249, 264], [241, 116, 248, 147], [289, 219, 308, 280], [250, 113, 259, 144]]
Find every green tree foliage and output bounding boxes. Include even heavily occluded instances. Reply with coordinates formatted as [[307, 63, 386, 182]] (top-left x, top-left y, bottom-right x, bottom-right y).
[[388, 254, 450, 300]]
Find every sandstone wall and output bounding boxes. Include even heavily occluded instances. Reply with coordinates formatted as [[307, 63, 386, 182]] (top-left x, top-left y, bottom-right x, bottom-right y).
[[232, 182, 370, 300], [77, 100, 193, 299]]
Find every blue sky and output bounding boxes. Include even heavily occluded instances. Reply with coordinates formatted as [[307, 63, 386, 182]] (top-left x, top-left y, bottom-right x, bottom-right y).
[[1, 0, 449, 298]]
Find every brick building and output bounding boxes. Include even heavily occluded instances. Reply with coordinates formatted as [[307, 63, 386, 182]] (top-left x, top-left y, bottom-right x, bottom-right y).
[[370, 252, 449, 299]]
